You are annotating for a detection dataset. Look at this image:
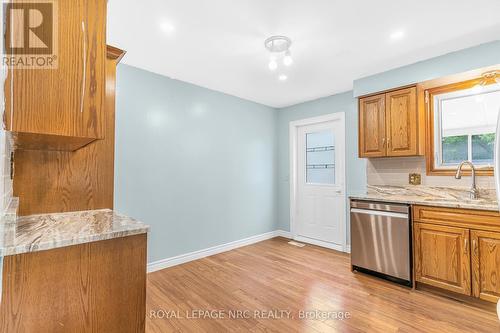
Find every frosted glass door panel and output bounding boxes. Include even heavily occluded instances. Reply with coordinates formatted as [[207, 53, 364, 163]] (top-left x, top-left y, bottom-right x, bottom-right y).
[[306, 130, 335, 184]]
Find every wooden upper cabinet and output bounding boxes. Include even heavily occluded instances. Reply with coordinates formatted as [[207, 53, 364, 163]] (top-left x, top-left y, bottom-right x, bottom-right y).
[[471, 230, 500, 303], [358, 94, 386, 157], [385, 87, 417, 156], [414, 223, 471, 296], [4, 0, 107, 151], [358, 86, 422, 158]]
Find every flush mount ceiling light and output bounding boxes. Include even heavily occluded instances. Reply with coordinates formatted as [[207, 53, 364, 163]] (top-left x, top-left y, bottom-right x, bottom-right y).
[[265, 36, 293, 72], [472, 70, 500, 93]]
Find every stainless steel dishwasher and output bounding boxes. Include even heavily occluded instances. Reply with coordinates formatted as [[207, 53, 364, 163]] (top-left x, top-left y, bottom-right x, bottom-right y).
[[350, 200, 412, 286]]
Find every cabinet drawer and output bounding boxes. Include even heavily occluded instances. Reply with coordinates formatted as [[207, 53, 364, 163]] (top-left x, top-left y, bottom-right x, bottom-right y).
[[413, 205, 500, 232]]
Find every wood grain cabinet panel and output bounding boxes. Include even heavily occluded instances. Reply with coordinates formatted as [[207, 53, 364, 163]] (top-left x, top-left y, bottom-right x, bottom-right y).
[[471, 230, 500, 303], [358, 86, 421, 158], [385, 87, 417, 156], [358, 94, 386, 157], [4, 0, 107, 150], [413, 205, 500, 233], [414, 222, 471, 296], [13, 46, 124, 216], [0, 234, 147, 333]]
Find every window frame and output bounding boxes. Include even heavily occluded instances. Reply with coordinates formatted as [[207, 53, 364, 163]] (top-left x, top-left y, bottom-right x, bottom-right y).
[[425, 76, 497, 176], [433, 85, 498, 168], [305, 130, 337, 186]]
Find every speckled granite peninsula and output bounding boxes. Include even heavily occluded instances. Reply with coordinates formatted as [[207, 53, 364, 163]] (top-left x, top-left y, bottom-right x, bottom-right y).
[[350, 185, 499, 211], [0, 208, 149, 256]]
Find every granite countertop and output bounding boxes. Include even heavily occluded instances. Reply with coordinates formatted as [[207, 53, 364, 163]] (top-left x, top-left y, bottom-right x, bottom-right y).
[[350, 185, 499, 211], [0, 208, 149, 256]]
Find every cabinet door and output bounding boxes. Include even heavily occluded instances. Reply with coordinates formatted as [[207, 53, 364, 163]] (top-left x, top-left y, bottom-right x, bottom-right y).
[[358, 94, 386, 157], [5, 0, 106, 140], [471, 230, 500, 302], [414, 223, 471, 295], [385, 87, 417, 156]]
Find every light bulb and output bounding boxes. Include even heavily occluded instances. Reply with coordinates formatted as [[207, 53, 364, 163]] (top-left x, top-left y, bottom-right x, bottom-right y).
[[278, 74, 288, 81], [268, 58, 278, 71], [283, 51, 293, 66]]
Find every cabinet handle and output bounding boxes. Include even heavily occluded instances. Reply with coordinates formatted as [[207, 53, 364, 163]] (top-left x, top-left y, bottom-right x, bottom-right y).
[[464, 238, 468, 254], [80, 21, 87, 113], [382, 138, 386, 147], [472, 239, 478, 254]]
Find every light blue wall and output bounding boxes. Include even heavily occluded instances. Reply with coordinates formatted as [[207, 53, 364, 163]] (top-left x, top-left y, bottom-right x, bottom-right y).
[[353, 40, 500, 97], [114, 65, 278, 263], [276, 91, 366, 233]]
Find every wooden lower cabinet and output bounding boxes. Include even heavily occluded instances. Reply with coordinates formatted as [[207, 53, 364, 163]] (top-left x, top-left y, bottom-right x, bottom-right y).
[[0, 234, 147, 333], [414, 222, 471, 295], [413, 205, 500, 305], [471, 230, 500, 302]]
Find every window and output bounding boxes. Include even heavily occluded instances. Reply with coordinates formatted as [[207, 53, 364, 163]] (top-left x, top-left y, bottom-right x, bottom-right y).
[[306, 130, 335, 184], [432, 83, 500, 170]]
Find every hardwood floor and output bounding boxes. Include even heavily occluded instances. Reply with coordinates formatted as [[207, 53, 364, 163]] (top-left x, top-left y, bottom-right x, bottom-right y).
[[146, 237, 499, 332]]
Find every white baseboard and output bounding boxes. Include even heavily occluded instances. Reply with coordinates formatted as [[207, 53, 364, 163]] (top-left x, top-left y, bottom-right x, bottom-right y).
[[147, 230, 292, 273], [274, 230, 293, 239], [293, 235, 345, 252]]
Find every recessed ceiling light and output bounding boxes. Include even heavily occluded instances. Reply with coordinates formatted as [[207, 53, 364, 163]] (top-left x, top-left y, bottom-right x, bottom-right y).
[[278, 74, 288, 81], [160, 21, 175, 34], [390, 30, 405, 40]]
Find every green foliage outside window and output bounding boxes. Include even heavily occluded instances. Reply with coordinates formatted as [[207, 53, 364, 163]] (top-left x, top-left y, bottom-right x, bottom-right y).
[[442, 135, 467, 164], [442, 133, 495, 165], [472, 133, 494, 163]]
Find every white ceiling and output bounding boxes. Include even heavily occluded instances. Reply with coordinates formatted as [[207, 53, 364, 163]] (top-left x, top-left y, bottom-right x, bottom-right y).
[[107, 0, 500, 108]]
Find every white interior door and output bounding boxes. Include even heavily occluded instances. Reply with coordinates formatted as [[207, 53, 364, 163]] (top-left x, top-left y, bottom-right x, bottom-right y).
[[291, 114, 346, 251]]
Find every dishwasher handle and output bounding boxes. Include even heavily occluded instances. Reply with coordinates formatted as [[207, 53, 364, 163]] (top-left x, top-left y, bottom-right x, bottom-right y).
[[350, 200, 409, 214], [350, 208, 408, 219]]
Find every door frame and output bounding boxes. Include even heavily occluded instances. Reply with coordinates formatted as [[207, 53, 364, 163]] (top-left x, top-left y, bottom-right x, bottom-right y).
[[289, 112, 347, 252]]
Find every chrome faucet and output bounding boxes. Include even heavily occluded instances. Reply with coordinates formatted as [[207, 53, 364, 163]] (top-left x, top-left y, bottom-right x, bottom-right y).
[[455, 161, 479, 199]]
